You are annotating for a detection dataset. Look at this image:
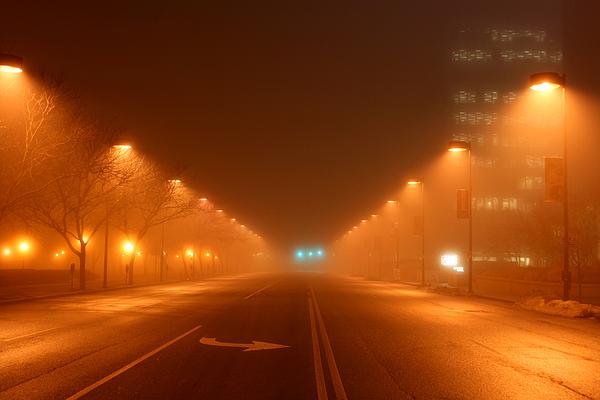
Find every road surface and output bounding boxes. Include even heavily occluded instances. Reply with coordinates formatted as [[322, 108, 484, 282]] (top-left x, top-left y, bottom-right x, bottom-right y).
[[1, 273, 599, 399]]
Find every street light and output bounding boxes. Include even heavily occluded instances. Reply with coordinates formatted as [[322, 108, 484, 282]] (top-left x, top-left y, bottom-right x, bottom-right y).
[[448, 140, 472, 293], [529, 72, 564, 92], [408, 179, 425, 286], [0, 54, 23, 74], [123, 241, 135, 254], [529, 71, 570, 300]]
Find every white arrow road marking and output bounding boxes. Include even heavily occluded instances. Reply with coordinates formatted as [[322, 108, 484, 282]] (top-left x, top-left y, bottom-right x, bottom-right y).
[[199, 337, 290, 352]]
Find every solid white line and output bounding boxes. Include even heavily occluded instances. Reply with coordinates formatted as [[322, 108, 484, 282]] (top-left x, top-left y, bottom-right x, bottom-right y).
[[308, 296, 328, 400], [2, 327, 58, 342], [311, 287, 348, 400], [66, 325, 202, 400], [244, 281, 279, 300]]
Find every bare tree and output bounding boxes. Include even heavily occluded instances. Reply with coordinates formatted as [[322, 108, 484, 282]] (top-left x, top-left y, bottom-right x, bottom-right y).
[[26, 116, 130, 289], [0, 87, 60, 225], [115, 159, 198, 284]]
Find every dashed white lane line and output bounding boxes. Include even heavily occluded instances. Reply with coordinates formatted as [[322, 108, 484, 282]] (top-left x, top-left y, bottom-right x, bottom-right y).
[[244, 281, 280, 300]]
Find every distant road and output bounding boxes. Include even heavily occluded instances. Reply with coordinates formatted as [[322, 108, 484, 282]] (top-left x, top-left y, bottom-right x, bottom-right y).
[[1, 273, 599, 399]]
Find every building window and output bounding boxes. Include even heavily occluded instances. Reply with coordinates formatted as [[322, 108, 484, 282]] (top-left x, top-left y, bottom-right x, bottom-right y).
[[500, 50, 548, 62], [473, 197, 499, 210], [454, 112, 497, 125], [473, 156, 497, 168], [502, 91, 517, 104], [453, 90, 476, 104], [525, 155, 543, 168], [549, 51, 563, 63], [482, 91, 498, 103], [520, 176, 544, 190], [489, 29, 546, 42], [452, 49, 492, 62], [501, 198, 518, 210]]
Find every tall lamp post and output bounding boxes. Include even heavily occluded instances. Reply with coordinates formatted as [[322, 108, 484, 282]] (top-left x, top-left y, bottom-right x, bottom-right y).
[[448, 140, 472, 293], [529, 72, 570, 300], [408, 179, 425, 286], [103, 140, 133, 288]]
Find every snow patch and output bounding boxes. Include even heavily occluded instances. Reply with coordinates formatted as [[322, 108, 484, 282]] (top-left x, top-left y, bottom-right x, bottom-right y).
[[517, 295, 600, 318]]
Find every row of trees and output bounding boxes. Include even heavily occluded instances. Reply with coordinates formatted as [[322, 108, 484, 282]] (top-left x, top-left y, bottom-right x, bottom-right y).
[[0, 76, 262, 289]]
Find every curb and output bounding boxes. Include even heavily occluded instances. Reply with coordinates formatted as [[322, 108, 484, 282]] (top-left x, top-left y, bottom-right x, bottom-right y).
[[0, 278, 196, 306]]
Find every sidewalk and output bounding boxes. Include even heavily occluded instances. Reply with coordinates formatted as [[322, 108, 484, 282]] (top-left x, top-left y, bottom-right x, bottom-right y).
[[0, 269, 185, 304]]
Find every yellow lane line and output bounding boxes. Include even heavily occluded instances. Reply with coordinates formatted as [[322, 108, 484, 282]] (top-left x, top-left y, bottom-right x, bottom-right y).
[[310, 286, 348, 400], [309, 295, 328, 400]]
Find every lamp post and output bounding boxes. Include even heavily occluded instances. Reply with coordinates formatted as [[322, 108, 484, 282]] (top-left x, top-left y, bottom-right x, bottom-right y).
[[103, 141, 134, 288], [448, 140, 472, 293], [386, 200, 400, 277], [529, 71, 570, 300], [408, 179, 425, 286], [18, 241, 30, 269]]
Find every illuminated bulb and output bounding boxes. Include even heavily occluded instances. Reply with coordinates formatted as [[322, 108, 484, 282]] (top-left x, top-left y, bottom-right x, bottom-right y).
[[530, 82, 561, 92], [19, 242, 29, 252], [0, 65, 23, 74], [123, 241, 135, 253]]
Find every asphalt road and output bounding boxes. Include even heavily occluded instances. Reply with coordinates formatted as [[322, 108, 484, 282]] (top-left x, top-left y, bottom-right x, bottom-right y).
[[1, 273, 599, 399]]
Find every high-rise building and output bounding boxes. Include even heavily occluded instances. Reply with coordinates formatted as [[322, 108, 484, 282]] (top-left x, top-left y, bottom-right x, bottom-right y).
[[447, 16, 564, 269]]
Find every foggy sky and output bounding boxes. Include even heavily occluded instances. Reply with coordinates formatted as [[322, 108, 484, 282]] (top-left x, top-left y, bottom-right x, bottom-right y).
[[1, 0, 599, 250]]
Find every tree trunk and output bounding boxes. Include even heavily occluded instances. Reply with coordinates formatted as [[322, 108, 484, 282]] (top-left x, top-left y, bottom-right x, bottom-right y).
[[128, 253, 137, 285], [79, 242, 87, 290]]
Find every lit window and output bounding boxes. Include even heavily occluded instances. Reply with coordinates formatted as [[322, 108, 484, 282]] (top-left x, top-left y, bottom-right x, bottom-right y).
[[525, 156, 543, 168], [500, 50, 547, 62], [452, 49, 492, 62], [549, 52, 563, 63], [453, 90, 476, 104], [520, 176, 544, 190], [489, 29, 546, 42], [482, 91, 498, 103], [502, 91, 517, 104], [501, 198, 518, 210], [454, 112, 497, 126]]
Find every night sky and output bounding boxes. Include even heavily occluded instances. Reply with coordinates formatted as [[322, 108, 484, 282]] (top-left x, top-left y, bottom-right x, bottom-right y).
[[2, 1, 599, 249]]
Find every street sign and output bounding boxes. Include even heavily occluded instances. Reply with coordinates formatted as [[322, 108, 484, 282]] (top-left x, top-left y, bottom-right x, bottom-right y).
[[544, 157, 564, 202], [456, 189, 470, 218]]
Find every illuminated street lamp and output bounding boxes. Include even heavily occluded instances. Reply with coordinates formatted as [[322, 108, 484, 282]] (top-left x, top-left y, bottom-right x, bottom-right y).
[[529, 71, 570, 300], [448, 140, 472, 293], [123, 241, 135, 254], [0, 54, 24, 74], [529, 72, 564, 92], [408, 179, 425, 286]]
